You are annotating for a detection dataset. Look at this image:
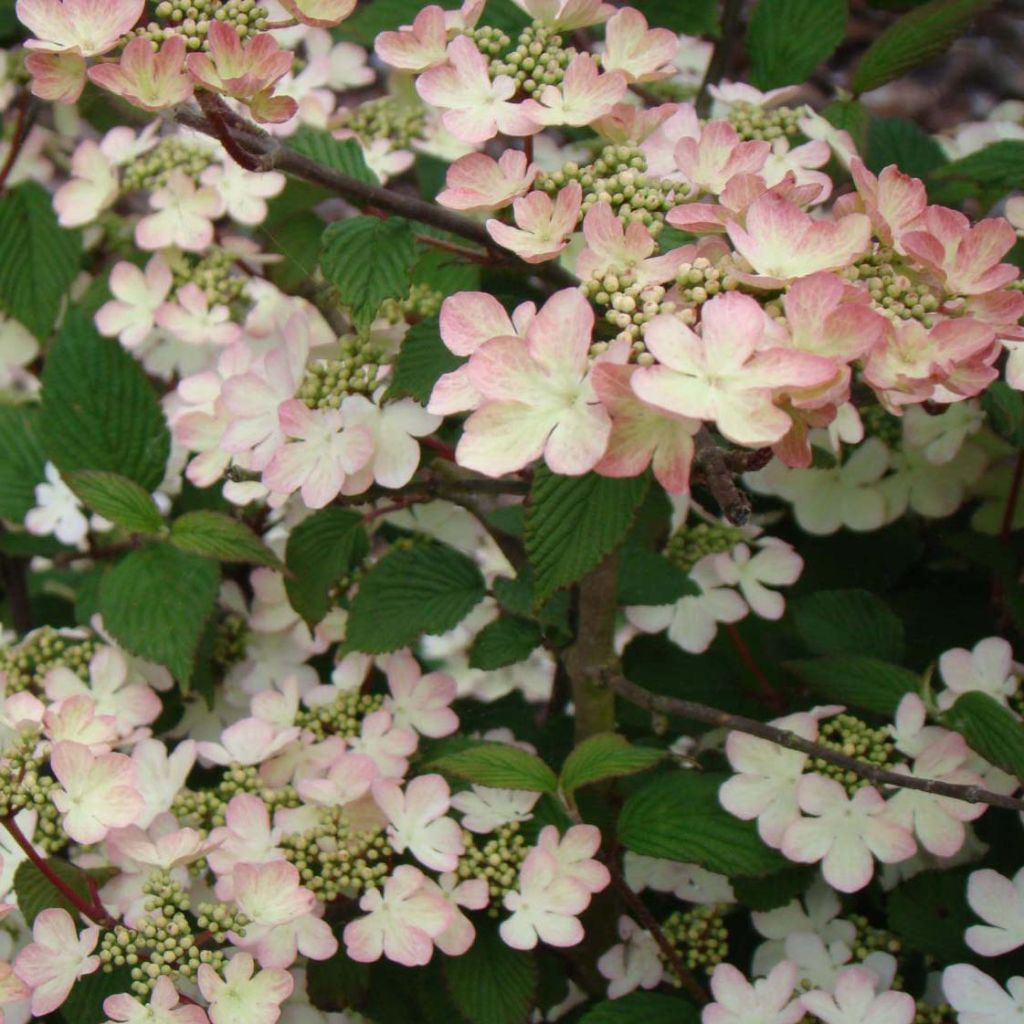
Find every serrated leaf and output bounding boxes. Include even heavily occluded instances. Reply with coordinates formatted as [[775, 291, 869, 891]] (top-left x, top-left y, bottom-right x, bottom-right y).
[[469, 616, 542, 670], [785, 655, 919, 716], [386, 315, 464, 405], [852, 0, 996, 94], [0, 404, 46, 520], [99, 543, 219, 682], [444, 924, 537, 1024], [66, 471, 163, 535], [170, 510, 281, 568], [982, 381, 1024, 446], [746, 0, 848, 89], [60, 966, 134, 1024], [284, 508, 369, 627], [290, 127, 378, 185], [320, 216, 417, 331], [0, 182, 80, 339], [887, 870, 972, 962], [619, 772, 787, 877], [13, 857, 114, 926], [628, 0, 720, 35], [560, 733, 664, 799], [945, 691, 1024, 782], [580, 993, 700, 1024], [40, 310, 170, 491], [731, 866, 818, 912], [266, 211, 326, 293], [866, 117, 948, 178], [932, 140, 1024, 192], [430, 742, 558, 792], [792, 589, 905, 661], [346, 541, 486, 653], [617, 546, 698, 605], [525, 470, 650, 604]]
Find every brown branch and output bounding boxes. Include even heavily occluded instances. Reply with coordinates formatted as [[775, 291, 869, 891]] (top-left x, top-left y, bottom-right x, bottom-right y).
[[693, 430, 752, 526], [608, 673, 1024, 812]]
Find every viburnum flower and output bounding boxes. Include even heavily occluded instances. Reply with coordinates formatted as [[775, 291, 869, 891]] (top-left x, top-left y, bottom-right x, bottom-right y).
[[42, 692, 118, 750], [133, 738, 197, 829], [95, 254, 173, 349], [450, 785, 540, 833], [486, 183, 582, 264], [374, 4, 449, 72], [416, 36, 541, 144], [600, 7, 678, 82], [24, 461, 91, 547], [702, 961, 805, 1024], [197, 952, 293, 1024], [0, 964, 29, 1022], [50, 740, 143, 843], [597, 916, 664, 998], [781, 776, 916, 893], [51, 137, 119, 227], [527, 53, 627, 128], [943, 965, 1024, 1024], [625, 855, 735, 904], [347, 709, 419, 779], [87, 35, 192, 110], [500, 848, 592, 950], [103, 975, 209, 1024], [672, 120, 770, 196], [633, 293, 837, 448], [135, 170, 226, 252], [196, 717, 300, 767], [156, 283, 241, 348], [343, 864, 454, 966], [452, 288, 611, 477], [24, 49, 87, 102], [965, 867, 1024, 956], [200, 159, 286, 226], [373, 774, 464, 872], [536, 824, 610, 894], [437, 150, 538, 213], [185, 23, 297, 124], [278, 0, 356, 27], [936, 636, 1019, 710], [13, 908, 100, 1017], [837, 159, 928, 252], [801, 966, 915, 1024], [16, 0, 142, 55], [206, 794, 284, 877], [433, 873, 490, 956], [381, 651, 458, 738], [710, 540, 803, 620], [514, 0, 613, 29], [295, 749, 378, 809]]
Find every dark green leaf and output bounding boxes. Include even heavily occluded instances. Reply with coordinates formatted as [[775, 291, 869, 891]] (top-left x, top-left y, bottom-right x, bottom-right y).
[[866, 117, 948, 178], [525, 470, 649, 604], [887, 870, 972, 962], [822, 100, 871, 156], [982, 382, 1024, 446], [66, 471, 164, 535], [560, 733, 664, 798], [170, 510, 281, 568], [785, 656, 919, 716], [266, 211, 326, 293], [99, 543, 219, 682], [346, 541, 486, 652], [285, 507, 369, 627], [444, 925, 537, 1024], [618, 772, 787, 877], [60, 967, 134, 1024], [580, 993, 700, 1024], [469, 616, 542, 670], [14, 857, 114, 926], [946, 691, 1024, 782], [0, 404, 46, 520], [732, 866, 818, 911], [617, 546, 698, 605], [386, 315, 464, 405], [306, 947, 371, 1011], [344, 0, 461, 43], [290, 127, 378, 185], [792, 589, 905, 661], [0, 182, 80, 339], [932, 140, 1024, 193], [629, 0, 720, 35], [40, 311, 170, 491], [430, 742, 558, 792], [746, 0, 848, 89]]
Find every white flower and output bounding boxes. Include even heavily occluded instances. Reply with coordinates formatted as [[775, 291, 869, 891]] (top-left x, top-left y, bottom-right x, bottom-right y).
[[942, 964, 1024, 1024], [966, 867, 1024, 957], [24, 462, 91, 548], [937, 636, 1019, 710], [95, 254, 174, 349], [450, 785, 540, 833], [623, 854, 735, 904], [880, 442, 987, 522], [702, 961, 805, 1024], [801, 965, 915, 1024], [200, 159, 286, 226], [711, 539, 803, 620], [197, 952, 294, 1024], [0, 314, 39, 391], [13, 908, 100, 1017], [372, 774, 463, 873], [500, 848, 591, 950], [902, 402, 984, 466], [597, 916, 663, 998]]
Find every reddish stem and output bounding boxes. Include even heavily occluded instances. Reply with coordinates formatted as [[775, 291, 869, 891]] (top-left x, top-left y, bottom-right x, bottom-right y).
[[195, 91, 263, 172], [0, 94, 32, 195], [420, 436, 457, 462], [726, 623, 785, 712]]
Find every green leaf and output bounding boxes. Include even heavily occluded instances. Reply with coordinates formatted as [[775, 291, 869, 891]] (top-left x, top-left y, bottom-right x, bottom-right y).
[[732, 866, 818, 911], [344, 0, 460, 43], [306, 948, 371, 1011], [0, 182, 80, 339], [852, 0, 996, 94], [525, 470, 650, 604], [444, 924, 537, 1024], [60, 966, 134, 1024], [170, 510, 281, 568], [866, 117, 948, 178], [65, 471, 164, 535], [618, 772, 787, 877], [13, 857, 114, 926], [822, 100, 871, 155], [746, 0, 848, 89], [785, 655, 919, 716], [320, 215, 417, 331], [629, 0, 720, 35], [932, 140, 1024, 193], [285, 507, 369, 627], [430, 742, 558, 792], [266, 211, 326, 293], [580, 992, 700, 1024], [386, 315, 464, 405], [617, 546, 698, 605], [469, 616, 542, 670], [40, 310, 170, 491], [99, 543, 219, 682], [792, 589, 905, 661], [560, 733, 664, 799], [945, 691, 1024, 782], [346, 541, 486, 653], [982, 381, 1024, 446], [290, 127, 378, 185], [0, 404, 46, 520], [887, 870, 972, 962]]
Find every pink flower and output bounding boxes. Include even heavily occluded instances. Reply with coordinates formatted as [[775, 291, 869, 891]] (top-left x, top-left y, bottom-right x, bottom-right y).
[[52, 137, 119, 227], [416, 35, 540, 143], [965, 867, 1024, 957], [13, 908, 100, 1016], [486, 183, 582, 264], [593, 102, 680, 146], [781, 776, 916, 893], [24, 50, 87, 102], [135, 170, 226, 252], [382, 651, 458, 738], [601, 7, 678, 82], [438, 150, 538, 213], [197, 952, 293, 1024], [42, 693, 118, 751], [500, 848, 591, 950], [434, 874, 490, 956], [348, 709, 418, 779], [104, 976, 209, 1024], [155, 283, 241, 347], [17, 0, 142, 55], [537, 824, 610, 894], [262, 400, 375, 508], [673, 120, 770, 196], [207, 794, 284, 877], [632, 293, 836, 447], [454, 288, 611, 476], [95, 255, 173, 348], [343, 865, 454, 966], [840, 159, 927, 251], [374, 5, 449, 72], [703, 961, 804, 1024], [527, 53, 626, 128], [199, 159, 286, 226], [50, 740, 143, 844], [295, 750, 378, 807], [277, 0, 356, 28], [373, 774, 464, 872], [801, 966, 915, 1024], [937, 635, 1019, 710], [577, 201, 689, 287], [87, 35, 193, 110], [196, 718, 300, 767], [943, 965, 1024, 1024], [517, 0, 613, 32]]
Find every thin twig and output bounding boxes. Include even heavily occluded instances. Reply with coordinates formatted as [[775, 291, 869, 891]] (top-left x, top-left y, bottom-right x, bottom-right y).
[[693, 430, 752, 526], [608, 673, 1024, 812]]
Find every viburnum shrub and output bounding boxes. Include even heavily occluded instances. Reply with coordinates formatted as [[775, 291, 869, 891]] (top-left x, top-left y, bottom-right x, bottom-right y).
[[2, 0, 1024, 1022]]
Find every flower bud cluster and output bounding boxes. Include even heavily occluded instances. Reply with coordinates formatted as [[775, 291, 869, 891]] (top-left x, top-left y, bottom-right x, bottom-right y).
[[211, 612, 250, 674], [582, 277, 676, 358], [122, 139, 214, 193], [675, 258, 739, 308], [487, 24, 579, 96], [849, 248, 942, 326], [914, 1003, 956, 1024], [812, 714, 898, 794], [294, 690, 384, 741], [0, 626, 97, 693], [339, 97, 427, 150], [456, 822, 528, 909], [660, 904, 729, 977], [168, 249, 248, 307], [664, 522, 744, 574], [130, 0, 270, 50], [727, 103, 806, 142]]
